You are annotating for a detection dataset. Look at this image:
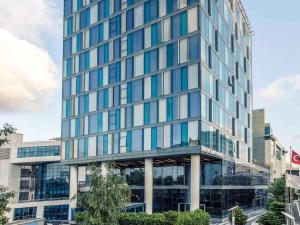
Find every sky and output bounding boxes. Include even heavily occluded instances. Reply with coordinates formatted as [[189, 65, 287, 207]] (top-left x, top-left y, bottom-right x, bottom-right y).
[[0, 0, 299, 152]]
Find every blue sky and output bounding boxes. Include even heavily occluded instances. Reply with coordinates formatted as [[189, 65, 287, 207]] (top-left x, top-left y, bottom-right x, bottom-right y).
[[0, 0, 299, 151]]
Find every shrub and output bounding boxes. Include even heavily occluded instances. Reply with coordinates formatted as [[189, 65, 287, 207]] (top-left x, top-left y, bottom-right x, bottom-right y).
[[269, 201, 285, 214], [228, 207, 248, 225], [118, 210, 210, 225], [257, 211, 285, 225], [163, 211, 179, 225]]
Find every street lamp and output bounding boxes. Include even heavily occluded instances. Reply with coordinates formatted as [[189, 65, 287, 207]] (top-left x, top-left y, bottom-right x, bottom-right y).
[[228, 206, 239, 225]]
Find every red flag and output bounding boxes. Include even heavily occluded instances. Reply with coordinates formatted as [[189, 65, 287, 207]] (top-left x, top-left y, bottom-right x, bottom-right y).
[[291, 150, 300, 165]]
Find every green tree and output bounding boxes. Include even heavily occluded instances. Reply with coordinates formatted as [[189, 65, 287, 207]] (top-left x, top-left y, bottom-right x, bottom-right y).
[[0, 123, 16, 147], [257, 211, 284, 225], [228, 207, 248, 225], [76, 163, 131, 225], [0, 186, 15, 225], [268, 178, 286, 202]]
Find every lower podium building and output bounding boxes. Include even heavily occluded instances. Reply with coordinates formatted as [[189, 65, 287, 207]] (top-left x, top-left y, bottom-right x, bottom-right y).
[[0, 134, 70, 225]]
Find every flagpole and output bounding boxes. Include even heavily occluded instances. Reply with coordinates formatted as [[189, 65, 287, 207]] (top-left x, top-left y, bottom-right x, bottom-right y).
[[290, 146, 292, 171]]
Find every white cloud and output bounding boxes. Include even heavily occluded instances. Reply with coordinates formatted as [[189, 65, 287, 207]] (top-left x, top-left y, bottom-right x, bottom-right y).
[[0, 0, 61, 45], [0, 29, 59, 112], [254, 74, 300, 102]]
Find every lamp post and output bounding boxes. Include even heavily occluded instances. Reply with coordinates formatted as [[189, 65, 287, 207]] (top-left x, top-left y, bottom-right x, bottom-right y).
[[228, 206, 239, 225]]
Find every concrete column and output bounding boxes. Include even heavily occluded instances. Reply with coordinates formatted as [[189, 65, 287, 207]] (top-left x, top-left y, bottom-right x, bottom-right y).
[[36, 205, 44, 219], [101, 162, 108, 177], [190, 154, 200, 211], [69, 165, 78, 221], [144, 158, 153, 214]]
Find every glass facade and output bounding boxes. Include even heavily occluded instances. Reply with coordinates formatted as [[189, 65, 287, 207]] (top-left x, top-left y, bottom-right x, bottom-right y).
[[35, 163, 70, 200], [17, 145, 60, 158], [44, 205, 69, 221], [14, 207, 37, 221], [62, 0, 257, 219]]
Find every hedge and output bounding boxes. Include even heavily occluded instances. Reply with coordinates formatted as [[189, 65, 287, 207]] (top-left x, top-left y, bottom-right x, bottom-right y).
[[118, 210, 210, 225]]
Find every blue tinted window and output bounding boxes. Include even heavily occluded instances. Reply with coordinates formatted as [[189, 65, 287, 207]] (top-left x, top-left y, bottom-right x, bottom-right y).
[[79, 51, 89, 72], [62, 120, 70, 139], [132, 129, 143, 152], [126, 131, 132, 152], [150, 101, 157, 124], [89, 113, 98, 134], [113, 38, 121, 60], [66, 99, 71, 118], [109, 15, 121, 38], [144, 49, 158, 74], [90, 24, 100, 47], [63, 38, 72, 58], [144, 0, 158, 23], [103, 134, 108, 155], [172, 14, 180, 39], [64, 0, 72, 17], [180, 11, 187, 35], [181, 122, 188, 146], [181, 67, 188, 91], [151, 22, 161, 46], [114, 85, 120, 106], [126, 57, 134, 79], [67, 17, 73, 36], [126, 106, 133, 128], [98, 89, 108, 109], [157, 126, 163, 149], [66, 58, 72, 77], [14, 207, 37, 221], [127, 29, 144, 54], [80, 8, 90, 29], [151, 127, 157, 150], [109, 62, 121, 84], [166, 42, 178, 67], [75, 118, 81, 136], [173, 96, 179, 120], [76, 75, 82, 94], [77, 0, 83, 10], [126, 9, 134, 31], [113, 132, 120, 154], [189, 91, 200, 117], [44, 205, 69, 221], [98, 43, 109, 65], [172, 123, 181, 147], [98, 112, 103, 132], [97, 135, 103, 155], [167, 0, 177, 14], [144, 102, 150, 125], [76, 33, 82, 52], [172, 68, 181, 93], [63, 79, 71, 98], [99, 0, 109, 20], [167, 97, 173, 121], [89, 69, 99, 91], [189, 34, 200, 60], [132, 79, 143, 102], [127, 82, 132, 103], [114, 0, 121, 13]]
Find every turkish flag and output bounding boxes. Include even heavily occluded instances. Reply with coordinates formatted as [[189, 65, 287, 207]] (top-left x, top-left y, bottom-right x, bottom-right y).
[[292, 150, 300, 165]]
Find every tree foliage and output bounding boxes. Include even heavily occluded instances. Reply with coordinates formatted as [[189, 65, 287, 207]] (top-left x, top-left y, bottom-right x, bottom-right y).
[[0, 186, 15, 225], [0, 123, 16, 147], [257, 211, 285, 225], [268, 178, 286, 202], [228, 207, 248, 225], [76, 163, 131, 225]]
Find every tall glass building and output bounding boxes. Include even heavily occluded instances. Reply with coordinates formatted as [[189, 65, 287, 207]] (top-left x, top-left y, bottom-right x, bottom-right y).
[[62, 0, 268, 220]]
